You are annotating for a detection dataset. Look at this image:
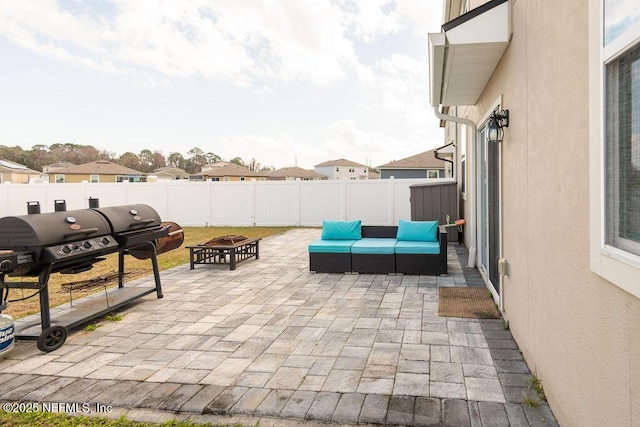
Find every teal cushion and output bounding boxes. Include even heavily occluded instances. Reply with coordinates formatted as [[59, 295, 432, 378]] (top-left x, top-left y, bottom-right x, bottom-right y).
[[395, 240, 441, 255], [322, 220, 362, 240], [308, 239, 357, 253], [396, 220, 438, 242], [351, 238, 397, 254]]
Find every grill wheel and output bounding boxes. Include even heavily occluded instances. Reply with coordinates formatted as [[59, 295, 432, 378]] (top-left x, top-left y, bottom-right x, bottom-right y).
[[37, 325, 67, 353]]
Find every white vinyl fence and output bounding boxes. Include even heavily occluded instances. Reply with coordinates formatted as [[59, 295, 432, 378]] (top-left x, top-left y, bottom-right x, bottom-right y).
[[0, 178, 453, 227]]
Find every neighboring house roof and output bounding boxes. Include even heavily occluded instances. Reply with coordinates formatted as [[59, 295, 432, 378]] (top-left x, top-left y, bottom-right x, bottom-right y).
[[268, 167, 327, 180], [315, 159, 367, 168], [198, 163, 269, 178], [378, 150, 448, 169], [368, 170, 381, 179], [200, 161, 232, 173], [0, 159, 40, 175], [42, 161, 76, 172], [152, 166, 190, 178], [52, 161, 145, 175]]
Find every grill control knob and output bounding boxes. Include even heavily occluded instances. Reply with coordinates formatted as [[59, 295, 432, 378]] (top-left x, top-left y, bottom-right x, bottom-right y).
[[0, 259, 13, 272], [100, 237, 110, 245], [61, 245, 72, 254], [82, 241, 92, 249]]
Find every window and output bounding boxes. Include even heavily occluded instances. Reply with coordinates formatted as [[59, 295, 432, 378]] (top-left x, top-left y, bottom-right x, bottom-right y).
[[349, 167, 355, 173], [116, 175, 146, 183], [427, 170, 439, 179], [240, 177, 245, 181], [90, 175, 99, 183], [55, 174, 65, 183], [590, 0, 640, 297], [605, 43, 640, 257]]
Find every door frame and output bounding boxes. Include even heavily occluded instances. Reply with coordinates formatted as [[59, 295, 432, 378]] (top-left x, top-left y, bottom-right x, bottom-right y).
[[476, 98, 503, 308]]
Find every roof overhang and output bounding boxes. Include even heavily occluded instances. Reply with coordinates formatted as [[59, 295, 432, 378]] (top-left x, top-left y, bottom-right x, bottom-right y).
[[429, 0, 511, 107]]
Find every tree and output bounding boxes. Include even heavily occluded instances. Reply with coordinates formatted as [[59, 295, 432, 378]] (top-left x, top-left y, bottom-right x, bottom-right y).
[[248, 158, 260, 171], [98, 149, 117, 161], [26, 145, 51, 171], [186, 147, 207, 173], [76, 145, 99, 164], [230, 156, 245, 166], [150, 151, 166, 170], [138, 149, 153, 172], [48, 143, 98, 164], [167, 152, 186, 169], [118, 152, 141, 170], [0, 145, 29, 167], [205, 152, 221, 165]]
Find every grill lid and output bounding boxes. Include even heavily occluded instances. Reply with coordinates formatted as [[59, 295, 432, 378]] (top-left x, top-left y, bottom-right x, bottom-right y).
[[93, 204, 162, 234], [0, 209, 112, 253]]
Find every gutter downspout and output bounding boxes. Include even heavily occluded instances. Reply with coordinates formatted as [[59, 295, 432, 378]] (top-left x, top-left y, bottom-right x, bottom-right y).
[[432, 106, 477, 268], [433, 142, 455, 174]]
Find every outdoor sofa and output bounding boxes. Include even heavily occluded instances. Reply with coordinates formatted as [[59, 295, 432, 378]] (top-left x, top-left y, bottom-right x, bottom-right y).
[[308, 219, 447, 275]]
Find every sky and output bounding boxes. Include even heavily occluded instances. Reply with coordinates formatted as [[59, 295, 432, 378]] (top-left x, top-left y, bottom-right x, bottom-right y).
[[0, 0, 444, 171]]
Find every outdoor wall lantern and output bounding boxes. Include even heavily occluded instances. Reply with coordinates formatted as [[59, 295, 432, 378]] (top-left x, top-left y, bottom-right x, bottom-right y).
[[487, 109, 509, 143]]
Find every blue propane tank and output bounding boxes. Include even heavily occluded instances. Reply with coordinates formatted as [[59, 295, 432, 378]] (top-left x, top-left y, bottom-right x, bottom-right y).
[[0, 314, 15, 357]]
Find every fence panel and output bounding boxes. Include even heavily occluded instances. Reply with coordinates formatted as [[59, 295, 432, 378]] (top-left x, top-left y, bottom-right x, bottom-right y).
[[0, 178, 451, 226], [209, 182, 255, 226], [299, 180, 345, 225], [254, 181, 298, 226]]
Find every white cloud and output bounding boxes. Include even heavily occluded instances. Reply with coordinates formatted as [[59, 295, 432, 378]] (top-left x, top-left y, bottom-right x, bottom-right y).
[[0, 0, 445, 169], [0, 0, 368, 86], [0, 0, 443, 87], [355, 54, 430, 131]]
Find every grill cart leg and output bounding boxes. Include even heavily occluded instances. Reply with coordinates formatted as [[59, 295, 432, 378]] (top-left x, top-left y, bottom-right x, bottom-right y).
[[118, 250, 125, 288], [38, 265, 53, 330], [149, 243, 163, 299], [0, 273, 8, 311], [34, 265, 68, 352]]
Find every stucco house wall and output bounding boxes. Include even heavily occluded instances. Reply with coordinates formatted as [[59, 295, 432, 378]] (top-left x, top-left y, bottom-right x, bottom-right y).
[[443, 1, 640, 425]]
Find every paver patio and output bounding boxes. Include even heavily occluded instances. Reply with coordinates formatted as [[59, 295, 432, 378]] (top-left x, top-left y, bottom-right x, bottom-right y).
[[0, 228, 557, 426]]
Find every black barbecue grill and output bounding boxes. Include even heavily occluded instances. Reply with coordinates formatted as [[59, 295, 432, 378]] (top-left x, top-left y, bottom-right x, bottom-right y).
[[0, 201, 183, 352]]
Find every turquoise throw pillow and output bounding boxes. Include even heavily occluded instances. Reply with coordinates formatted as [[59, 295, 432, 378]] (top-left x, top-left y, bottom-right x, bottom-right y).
[[396, 220, 438, 242], [322, 220, 362, 240]]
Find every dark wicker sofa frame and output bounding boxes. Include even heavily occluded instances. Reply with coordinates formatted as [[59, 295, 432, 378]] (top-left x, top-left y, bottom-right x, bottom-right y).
[[309, 225, 447, 275]]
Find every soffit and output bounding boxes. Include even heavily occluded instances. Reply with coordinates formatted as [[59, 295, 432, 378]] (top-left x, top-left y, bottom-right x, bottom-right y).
[[429, 0, 511, 107]]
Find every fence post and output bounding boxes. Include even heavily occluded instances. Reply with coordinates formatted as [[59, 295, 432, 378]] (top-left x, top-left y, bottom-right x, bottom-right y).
[[295, 179, 301, 226]]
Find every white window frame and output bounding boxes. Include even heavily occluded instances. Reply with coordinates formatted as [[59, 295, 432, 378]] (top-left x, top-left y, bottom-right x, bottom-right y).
[[589, 0, 640, 298], [427, 169, 439, 179], [90, 175, 99, 183], [55, 174, 65, 183]]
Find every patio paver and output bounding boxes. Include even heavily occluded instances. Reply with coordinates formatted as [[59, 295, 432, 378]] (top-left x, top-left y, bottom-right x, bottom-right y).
[[0, 228, 557, 426]]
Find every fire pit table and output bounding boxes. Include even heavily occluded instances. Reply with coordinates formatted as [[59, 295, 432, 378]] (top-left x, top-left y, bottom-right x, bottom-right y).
[[187, 235, 261, 270]]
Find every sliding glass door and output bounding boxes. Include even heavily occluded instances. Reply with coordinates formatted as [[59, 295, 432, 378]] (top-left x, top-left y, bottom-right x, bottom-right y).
[[478, 125, 501, 296]]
